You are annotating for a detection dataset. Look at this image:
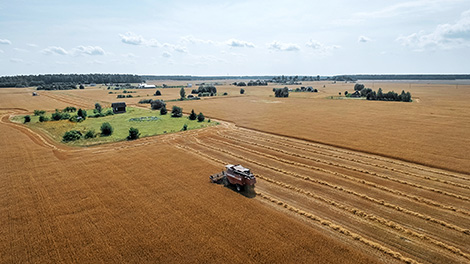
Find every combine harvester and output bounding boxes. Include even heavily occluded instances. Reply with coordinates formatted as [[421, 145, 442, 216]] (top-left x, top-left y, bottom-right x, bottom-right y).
[[210, 164, 256, 192]]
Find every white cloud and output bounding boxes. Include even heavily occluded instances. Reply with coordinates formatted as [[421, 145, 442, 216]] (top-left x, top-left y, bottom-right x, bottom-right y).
[[226, 38, 255, 48], [0, 49, 3, 53], [87, 60, 105, 65], [119, 32, 146, 45], [27, 43, 38, 48], [305, 40, 340, 54], [41, 46, 68, 55], [10, 58, 23, 63], [162, 51, 172, 58], [397, 9, 470, 50], [181, 35, 214, 45], [358, 35, 372, 43], [122, 53, 137, 58], [268, 41, 300, 51], [163, 43, 188, 53], [0, 39, 11, 45], [72, 46, 105, 56], [14, 48, 29, 52], [355, 0, 460, 19]]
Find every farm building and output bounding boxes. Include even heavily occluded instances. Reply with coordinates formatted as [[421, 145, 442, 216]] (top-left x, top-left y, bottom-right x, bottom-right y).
[[111, 102, 127, 114], [139, 83, 156, 88]]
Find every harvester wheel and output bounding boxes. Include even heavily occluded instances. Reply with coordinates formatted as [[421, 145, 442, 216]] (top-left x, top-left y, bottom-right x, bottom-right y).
[[236, 184, 242, 192], [223, 177, 229, 187]]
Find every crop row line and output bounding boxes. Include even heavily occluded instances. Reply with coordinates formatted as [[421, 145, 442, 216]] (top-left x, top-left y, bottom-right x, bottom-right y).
[[173, 141, 422, 264], [207, 136, 470, 214], [191, 139, 470, 235], [222, 131, 470, 188], [255, 191, 420, 264], [235, 127, 470, 181], [256, 174, 470, 260]]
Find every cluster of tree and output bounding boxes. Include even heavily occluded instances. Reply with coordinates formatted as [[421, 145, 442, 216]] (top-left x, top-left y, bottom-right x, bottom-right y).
[[191, 84, 217, 94], [37, 83, 77, 90], [271, 75, 320, 84], [189, 109, 205, 122], [294, 86, 318, 92], [154, 90, 161, 96], [240, 88, 245, 94], [62, 122, 117, 142], [139, 99, 153, 104], [171, 106, 183, 117], [89, 103, 113, 118], [336, 74, 470, 81], [273, 87, 289, 98], [353, 84, 412, 102], [150, 99, 166, 110], [0, 74, 142, 88], [233, 80, 268, 86], [117, 94, 133, 98]]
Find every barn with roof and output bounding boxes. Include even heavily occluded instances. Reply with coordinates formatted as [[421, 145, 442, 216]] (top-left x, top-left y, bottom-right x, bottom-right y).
[[111, 102, 126, 114]]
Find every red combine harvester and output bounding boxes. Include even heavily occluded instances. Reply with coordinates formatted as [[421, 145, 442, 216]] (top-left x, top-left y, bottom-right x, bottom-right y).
[[210, 164, 256, 192]]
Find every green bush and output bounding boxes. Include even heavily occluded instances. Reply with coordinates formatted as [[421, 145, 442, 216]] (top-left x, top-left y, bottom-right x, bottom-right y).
[[62, 130, 82, 142], [63, 106, 77, 113], [39, 115, 48, 122], [77, 108, 87, 119], [240, 88, 245, 94], [139, 99, 152, 104], [34, 110, 46, 116], [24, 115, 31, 123], [151, 100, 166, 110], [127, 127, 140, 140], [197, 112, 205, 122], [189, 109, 197, 120], [84, 130, 95, 139], [105, 109, 114, 116], [95, 103, 102, 113], [100, 122, 113, 136], [171, 106, 182, 117], [182, 124, 188, 131], [160, 106, 167, 115]]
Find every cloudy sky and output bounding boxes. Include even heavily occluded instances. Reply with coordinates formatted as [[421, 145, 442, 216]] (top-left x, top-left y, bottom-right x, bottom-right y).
[[1, 0, 470, 76]]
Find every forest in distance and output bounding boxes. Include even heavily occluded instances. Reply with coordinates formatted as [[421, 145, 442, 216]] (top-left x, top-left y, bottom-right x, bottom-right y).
[[1, 73, 470, 88]]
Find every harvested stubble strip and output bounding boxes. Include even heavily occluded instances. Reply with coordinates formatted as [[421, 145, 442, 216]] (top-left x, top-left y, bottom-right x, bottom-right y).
[[211, 136, 470, 203], [192, 140, 470, 235], [175, 141, 426, 263], [220, 133, 470, 191], [255, 191, 420, 264], [233, 127, 470, 181], [206, 137, 470, 216], [256, 174, 470, 260]]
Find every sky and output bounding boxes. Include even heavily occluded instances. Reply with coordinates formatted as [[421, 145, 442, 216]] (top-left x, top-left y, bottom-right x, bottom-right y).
[[1, 0, 470, 76]]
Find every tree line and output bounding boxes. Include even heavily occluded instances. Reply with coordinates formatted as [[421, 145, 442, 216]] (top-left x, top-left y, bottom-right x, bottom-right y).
[[0, 74, 142, 88], [354, 84, 412, 102]]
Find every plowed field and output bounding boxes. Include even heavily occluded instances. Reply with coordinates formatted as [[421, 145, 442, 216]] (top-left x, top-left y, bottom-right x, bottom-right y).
[[1, 81, 469, 263]]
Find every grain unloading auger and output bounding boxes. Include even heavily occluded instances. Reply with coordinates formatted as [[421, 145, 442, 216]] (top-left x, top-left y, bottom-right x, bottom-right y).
[[210, 164, 256, 192]]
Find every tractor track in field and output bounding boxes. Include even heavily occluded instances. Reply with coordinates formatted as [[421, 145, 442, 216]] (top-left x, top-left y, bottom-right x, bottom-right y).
[[173, 140, 469, 264], [197, 135, 470, 218], [215, 132, 470, 210], [219, 131, 470, 189], [233, 127, 470, 182], [188, 136, 470, 236]]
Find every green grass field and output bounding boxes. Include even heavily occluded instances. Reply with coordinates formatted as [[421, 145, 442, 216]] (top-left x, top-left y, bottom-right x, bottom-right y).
[[13, 107, 216, 146]]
